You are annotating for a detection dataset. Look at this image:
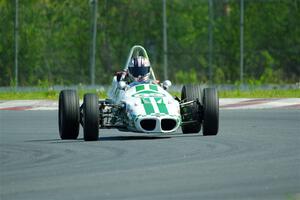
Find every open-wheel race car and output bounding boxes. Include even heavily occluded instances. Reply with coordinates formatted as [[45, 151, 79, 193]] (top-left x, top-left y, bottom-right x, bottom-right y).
[[58, 45, 219, 141]]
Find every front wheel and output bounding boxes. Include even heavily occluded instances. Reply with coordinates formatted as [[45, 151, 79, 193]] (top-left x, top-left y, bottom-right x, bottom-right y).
[[83, 94, 99, 141], [181, 85, 202, 134], [58, 90, 80, 139], [202, 88, 219, 136]]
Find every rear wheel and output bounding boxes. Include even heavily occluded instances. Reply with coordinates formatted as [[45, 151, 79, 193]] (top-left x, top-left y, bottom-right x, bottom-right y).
[[58, 90, 80, 139], [181, 85, 202, 134], [83, 94, 99, 141], [202, 88, 219, 136]]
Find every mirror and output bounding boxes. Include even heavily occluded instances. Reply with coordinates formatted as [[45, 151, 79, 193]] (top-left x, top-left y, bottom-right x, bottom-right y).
[[162, 80, 172, 90], [118, 81, 127, 90]]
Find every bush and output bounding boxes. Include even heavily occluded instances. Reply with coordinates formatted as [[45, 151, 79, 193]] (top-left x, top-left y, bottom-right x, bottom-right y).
[[175, 69, 198, 84]]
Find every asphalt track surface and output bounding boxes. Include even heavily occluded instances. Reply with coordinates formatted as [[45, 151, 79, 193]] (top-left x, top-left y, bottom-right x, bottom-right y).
[[0, 109, 299, 200]]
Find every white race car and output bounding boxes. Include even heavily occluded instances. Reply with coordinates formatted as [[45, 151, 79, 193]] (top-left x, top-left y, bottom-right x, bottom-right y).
[[58, 45, 219, 141]]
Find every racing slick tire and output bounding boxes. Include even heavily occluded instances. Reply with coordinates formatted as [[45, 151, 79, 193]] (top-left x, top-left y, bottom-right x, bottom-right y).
[[202, 88, 219, 136], [58, 90, 80, 139], [181, 85, 202, 134], [83, 93, 99, 141]]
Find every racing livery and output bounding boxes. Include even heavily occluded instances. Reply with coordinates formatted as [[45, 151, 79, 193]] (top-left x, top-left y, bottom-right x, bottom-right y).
[[109, 82, 181, 133], [58, 45, 219, 141]]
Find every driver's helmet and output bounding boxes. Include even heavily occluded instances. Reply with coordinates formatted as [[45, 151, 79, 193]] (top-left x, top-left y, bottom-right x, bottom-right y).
[[128, 56, 151, 82]]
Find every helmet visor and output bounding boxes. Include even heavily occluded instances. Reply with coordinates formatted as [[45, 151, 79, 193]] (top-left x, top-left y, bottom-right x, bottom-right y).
[[128, 66, 150, 78]]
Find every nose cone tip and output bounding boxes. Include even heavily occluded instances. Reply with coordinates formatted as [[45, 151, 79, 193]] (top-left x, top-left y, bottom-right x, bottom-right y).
[[135, 117, 179, 133]]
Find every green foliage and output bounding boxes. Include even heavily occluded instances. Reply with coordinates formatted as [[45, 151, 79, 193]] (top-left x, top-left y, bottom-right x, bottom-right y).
[[259, 68, 282, 84], [0, 0, 299, 86], [213, 67, 226, 84], [37, 79, 51, 88], [174, 69, 198, 84]]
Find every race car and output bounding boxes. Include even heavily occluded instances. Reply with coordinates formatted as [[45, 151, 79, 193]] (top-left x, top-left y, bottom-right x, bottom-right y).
[[58, 45, 219, 141]]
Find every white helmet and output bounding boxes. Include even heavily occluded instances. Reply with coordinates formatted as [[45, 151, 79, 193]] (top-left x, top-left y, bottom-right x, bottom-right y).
[[128, 56, 151, 81]]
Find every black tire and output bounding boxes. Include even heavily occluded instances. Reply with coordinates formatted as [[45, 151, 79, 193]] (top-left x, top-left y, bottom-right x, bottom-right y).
[[83, 94, 99, 141], [58, 90, 80, 139], [202, 88, 219, 136], [181, 85, 202, 133]]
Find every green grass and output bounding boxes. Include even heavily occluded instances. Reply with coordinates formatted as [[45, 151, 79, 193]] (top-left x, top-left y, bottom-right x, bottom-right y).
[[0, 89, 299, 100], [219, 89, 300, 98], [171, 89, 300, 98], [0, 90, 107, 100]]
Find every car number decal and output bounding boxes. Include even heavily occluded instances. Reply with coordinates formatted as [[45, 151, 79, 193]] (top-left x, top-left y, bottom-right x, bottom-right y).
[[154, 97, 168, 114], [141, 98, 155, 115]]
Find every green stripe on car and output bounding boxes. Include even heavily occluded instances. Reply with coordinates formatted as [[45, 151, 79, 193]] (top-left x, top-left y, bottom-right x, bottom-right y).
[[154, 97, 168, 114], [150, 84, 158, 91], [135, 85, 145, 92], [141, 98, 155, 115]]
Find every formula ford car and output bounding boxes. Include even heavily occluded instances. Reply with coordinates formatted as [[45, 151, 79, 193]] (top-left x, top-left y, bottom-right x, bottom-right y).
[[58, 45, 219, 141]]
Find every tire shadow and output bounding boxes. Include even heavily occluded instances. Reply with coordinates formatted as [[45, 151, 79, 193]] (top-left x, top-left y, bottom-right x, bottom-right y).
[[100, 135, 171, 141], [25, 133, 202, 143], [24, 136, 171, 143]]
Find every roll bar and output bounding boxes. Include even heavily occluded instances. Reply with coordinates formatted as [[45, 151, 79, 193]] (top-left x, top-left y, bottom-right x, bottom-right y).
[[124, 45, 156, 81]]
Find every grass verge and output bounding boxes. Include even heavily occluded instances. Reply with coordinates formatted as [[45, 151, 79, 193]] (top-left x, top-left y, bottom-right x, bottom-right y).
[[219, 89, 300, 98], [0, 89, 299, 100], [0, 90, 107, 100]]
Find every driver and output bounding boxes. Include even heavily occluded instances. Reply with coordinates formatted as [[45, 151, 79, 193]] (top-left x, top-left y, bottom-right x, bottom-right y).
[[127, 56, 150, 86], [116, 56, 156, 87]]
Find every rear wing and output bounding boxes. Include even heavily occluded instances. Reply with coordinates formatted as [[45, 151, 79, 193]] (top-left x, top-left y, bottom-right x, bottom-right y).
[[124, 45, 156, 81]]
